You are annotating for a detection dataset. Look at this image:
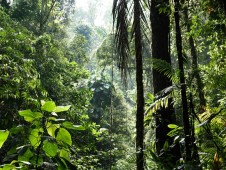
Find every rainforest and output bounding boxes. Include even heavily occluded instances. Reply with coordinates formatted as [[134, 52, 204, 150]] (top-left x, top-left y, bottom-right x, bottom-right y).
[[0, 0, 225, 169]]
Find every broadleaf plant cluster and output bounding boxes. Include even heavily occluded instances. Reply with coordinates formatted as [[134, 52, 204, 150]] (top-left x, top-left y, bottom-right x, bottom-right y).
[[1, 101, 84, 169]]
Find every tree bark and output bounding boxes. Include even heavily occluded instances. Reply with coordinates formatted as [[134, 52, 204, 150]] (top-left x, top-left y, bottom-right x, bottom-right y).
[[134, 0, 144, 169], [150, 0, 181, 167], [174, 0, 191, 162]]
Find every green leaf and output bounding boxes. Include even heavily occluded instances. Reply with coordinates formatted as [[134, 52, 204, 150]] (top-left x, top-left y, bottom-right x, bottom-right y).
[[167, 127, 182, 137], [30, 155, 43, 166], [163, 141, 169, 151], [59, 149, 70, 161], [43, 140, 58, 157], [17, 145, 29, 156], [41, 101, 56, 112], [10, 125, 24, 134], [1, 164, 16, 170], [0, 130, 9, 148], [167, 129, 177, 137], [62, 122, 86, 130], [19, 110, 43, 122], [53, 105, 71, 113], [56, 128, 72, 146], [165, 98, 169, 108], [152, 58, 176, 82], [46, 122, 59, 137], [55, 157, 68, 170], [18, 148, 33, 162], [29, 128, 43, 148], [168, 124, 179, 129]]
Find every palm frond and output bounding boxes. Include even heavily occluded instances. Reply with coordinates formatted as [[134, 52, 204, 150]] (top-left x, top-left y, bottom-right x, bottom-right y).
[[131, 0, 150, 36], [113, 0, 150, 83], [113, 0, 130, 83]]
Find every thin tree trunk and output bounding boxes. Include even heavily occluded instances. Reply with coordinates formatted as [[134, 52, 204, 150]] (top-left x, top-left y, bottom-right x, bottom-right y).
[[39, 0, 57, 35], [183, 5, 206, 108], [174, 0, 191, 162], [134, 0, 144, 169], [150, 0, 181, 167], [189, 93, 202, 169], [184, 4, 202, 168]]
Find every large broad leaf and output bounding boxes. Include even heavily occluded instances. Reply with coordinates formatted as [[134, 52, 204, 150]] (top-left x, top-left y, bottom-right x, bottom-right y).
[[41, 101, 56, 112], [46, 122, 60, 137], [56, 128, 72, 146], [0, 130, 9, 148], [43, 140, 58, 157], [19, 110, 43, 122], [29, 128, 43, 149], [62, 122, 85, 131], [53, 105, 71, 113], [1, 164, 16, 170]]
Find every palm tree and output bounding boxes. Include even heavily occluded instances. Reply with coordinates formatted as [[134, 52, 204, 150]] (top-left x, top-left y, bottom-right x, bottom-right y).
[[113, 0, 145, 169]]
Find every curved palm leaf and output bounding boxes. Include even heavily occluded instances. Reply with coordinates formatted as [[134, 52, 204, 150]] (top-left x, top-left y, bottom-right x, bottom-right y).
[[112, 0, 149, 83], [113, 0, 130, 82]]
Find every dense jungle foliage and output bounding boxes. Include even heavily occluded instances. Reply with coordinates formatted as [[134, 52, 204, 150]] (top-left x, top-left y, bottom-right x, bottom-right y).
[[0, 0, 225, 169]]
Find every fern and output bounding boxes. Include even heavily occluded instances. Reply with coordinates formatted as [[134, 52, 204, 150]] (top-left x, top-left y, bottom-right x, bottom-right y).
[[152, 58, 178, 83]]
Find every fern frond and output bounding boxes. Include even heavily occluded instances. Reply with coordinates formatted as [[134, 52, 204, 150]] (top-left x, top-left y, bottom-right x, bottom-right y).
[[152, 58, 178, 82]]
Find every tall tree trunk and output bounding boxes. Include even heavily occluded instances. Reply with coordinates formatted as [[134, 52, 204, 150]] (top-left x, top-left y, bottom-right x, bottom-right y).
[[183, 4, 206, 109], [134, 0, 144, 169], [150, 0, 181, 167], [183, 4, 203, 167], [39, 0, 57, 35], [112, 0, 145, 168], [173, 0, 191, 162], [189, 93, 202, 169]]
